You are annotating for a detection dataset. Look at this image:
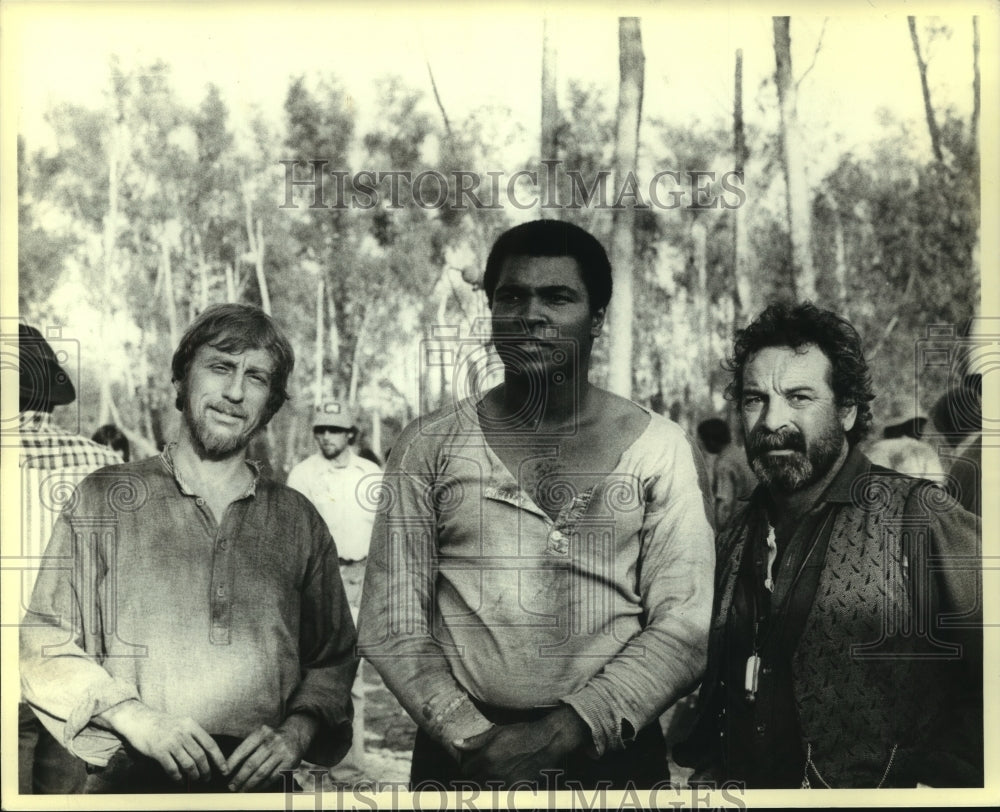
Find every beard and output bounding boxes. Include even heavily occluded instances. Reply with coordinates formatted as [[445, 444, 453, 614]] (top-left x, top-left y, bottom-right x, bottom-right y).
[[181, 385, 263, 460], [319, 440, 348, 460], [746, 419, 845, 493]]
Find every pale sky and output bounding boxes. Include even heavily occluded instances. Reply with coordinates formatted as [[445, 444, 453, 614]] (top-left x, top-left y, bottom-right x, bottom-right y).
[[6, 1, 983, 177]]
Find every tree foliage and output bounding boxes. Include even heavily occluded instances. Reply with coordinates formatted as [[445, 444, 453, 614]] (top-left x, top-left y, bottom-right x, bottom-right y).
[[18, 23, 979, 466]]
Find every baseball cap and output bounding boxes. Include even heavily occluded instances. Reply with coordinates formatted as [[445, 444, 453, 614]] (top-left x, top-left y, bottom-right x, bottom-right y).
[[313, 400, 354, 430]]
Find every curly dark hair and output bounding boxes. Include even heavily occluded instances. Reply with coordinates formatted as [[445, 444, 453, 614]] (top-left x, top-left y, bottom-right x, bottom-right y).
[[724, 302, 875, 445], [483, 219, 612, 314], [171, 303, 295, 424]]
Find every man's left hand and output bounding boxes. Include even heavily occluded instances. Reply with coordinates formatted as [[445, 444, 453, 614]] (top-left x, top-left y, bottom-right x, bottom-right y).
[[452, 705, 590, 784], [226, 714, 318, 791]]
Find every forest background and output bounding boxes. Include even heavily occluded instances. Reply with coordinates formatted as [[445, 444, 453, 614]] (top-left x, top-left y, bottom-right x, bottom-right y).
[[5, 2, 992, 478]]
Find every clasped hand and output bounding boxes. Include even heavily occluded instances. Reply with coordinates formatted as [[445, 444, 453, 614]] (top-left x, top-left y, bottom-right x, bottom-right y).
[[106, 702, 312, 791], [452, 705, 589, 785]]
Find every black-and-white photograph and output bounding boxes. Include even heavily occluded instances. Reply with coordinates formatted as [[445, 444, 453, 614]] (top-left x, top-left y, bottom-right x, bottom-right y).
[[2, 1, 996, 808]]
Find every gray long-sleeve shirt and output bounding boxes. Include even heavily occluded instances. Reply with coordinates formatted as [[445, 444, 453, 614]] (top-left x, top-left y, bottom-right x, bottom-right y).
[[20, 450, 358, 767], [357, 403, 715, 756]]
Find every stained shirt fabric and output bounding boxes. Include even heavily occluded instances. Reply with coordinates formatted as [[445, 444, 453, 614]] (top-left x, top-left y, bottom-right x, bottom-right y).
[[19, 448, 358, 768], [286, 449, 382, 562], [357, 401, 716, 757]]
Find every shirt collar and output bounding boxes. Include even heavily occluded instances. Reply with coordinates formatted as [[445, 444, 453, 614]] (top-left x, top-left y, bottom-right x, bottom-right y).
[[19, 410, 56, 433], [322, 447, 354, 469], [161, 442, 262, 499], [821, 444, 872, 504]]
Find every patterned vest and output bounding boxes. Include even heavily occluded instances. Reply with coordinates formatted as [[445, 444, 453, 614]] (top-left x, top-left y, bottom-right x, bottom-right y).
[[711, 471, 959, 787]]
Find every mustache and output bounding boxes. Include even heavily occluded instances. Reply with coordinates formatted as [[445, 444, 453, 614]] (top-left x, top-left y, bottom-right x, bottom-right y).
[[209, 403, 248, 419], [747, 427, 806, 457]]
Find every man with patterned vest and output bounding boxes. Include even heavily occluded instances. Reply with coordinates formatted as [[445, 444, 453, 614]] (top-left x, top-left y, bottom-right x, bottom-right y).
[[675, 302, 982, 789]]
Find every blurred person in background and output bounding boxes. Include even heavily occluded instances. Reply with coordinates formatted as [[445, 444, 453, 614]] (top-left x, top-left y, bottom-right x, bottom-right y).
[[91, 423, 130, 463], [16, 324, 123, 795], [697, 417, 756, 532], [287, 401, 382, 599], [930, 374, 982, 516], [864, 413, 945, 483], [286, 400, 382, 771]]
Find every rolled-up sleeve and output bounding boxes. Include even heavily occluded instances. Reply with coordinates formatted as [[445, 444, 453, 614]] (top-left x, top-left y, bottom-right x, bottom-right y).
[[20, 509, 139, 766]]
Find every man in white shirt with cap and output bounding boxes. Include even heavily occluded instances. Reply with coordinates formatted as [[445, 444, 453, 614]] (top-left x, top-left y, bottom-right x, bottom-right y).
[[287, 401, 381, 579], [286, 401, 381, 769]]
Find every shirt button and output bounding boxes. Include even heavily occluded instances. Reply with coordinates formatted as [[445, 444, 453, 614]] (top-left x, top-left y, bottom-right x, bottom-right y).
[[761, 666, 772, 675], [196, 498, 205, 506], [218, 540, 228, 551], [216, 585, 225, 597], [756, 723, 766, 735]]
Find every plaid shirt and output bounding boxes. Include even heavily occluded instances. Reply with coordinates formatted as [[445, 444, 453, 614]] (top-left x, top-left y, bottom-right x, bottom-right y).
[[17, 411, 123, 601]]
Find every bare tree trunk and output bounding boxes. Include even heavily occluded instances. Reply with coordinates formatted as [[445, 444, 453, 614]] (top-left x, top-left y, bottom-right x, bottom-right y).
[[819, 190, 849, 313], [193, 232, 210, 310], [773, 17, 816, 301], [348, 306, 370, 407], [466, 291, 491, 400], [732, 48, 753, 326], [314, 276, 325, 407], [435, 281, 452, 407], [284, 407, 300, 475], [325, 277, 341, 381], [420, 325, 435, 414], [255, 219, 270, 314], [607, 17, 644, 398], [105, 398, 156, 459], [541, 17, 559, 210], [371, 405, 382, 461], [692, 220, 711, 406], [225, 263, 237, 301], [138, 331, 160, 448], [243, 181, 271, 314], [140, 384, 156, 448], [120, 344, 156, 450], [97, 122, 124, 426], [107, 397, 123, 432], [419, 272, 455, 412], [908, 16, 944, 165], [160, 233, 180, 350]]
